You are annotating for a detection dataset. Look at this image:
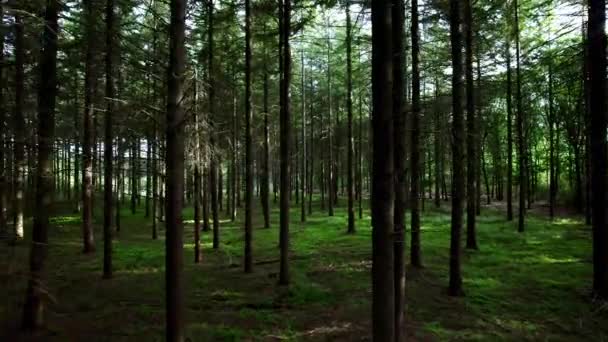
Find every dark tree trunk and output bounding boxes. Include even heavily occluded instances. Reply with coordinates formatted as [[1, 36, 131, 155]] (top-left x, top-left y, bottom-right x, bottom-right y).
[[588, 0, 608, 299], [13, 13, 26, 241], [548, 60, 556, 219], [0, 5, 5, 236], [21, 0, 59, 330], [194, 69, 201, 263], [308, 76, 314, 215], [165, 0, 186, 338], [261, 31, 270, 228], [244, 0, 253, 273], [326, 19, 334, 218], [346, 2, 355, 234], [279, 0, 292, 285], [300, 51, 307, 223], [506, 24, 513, 221], [514, 0, 526, 233], [82, 0, 96, 253], [464, 0, 478, 250], [371, 0, 395, 338], [410, 0, 422, 268], [448, 0, 464, 297], [231, 75, 237, 222], [103, 0, 115, 279], [208, 0, 220, 250], [392, 0, 406, 339]]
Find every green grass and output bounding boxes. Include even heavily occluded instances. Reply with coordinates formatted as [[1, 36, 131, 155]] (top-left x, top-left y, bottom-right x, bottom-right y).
[[2, 196, 607, 341]]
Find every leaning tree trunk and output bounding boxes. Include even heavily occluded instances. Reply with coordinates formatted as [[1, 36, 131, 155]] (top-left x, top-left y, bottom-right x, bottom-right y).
[[22, 0, 59, 330], [371, 0, 395, 338]]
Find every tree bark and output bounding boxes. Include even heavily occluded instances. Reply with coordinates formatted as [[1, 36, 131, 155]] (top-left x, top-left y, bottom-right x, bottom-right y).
[[410, 0, 422, 268], [588, 0, 608, 299], [448, 0, 464, 297], [514, 0, 526, 233], [13, 13, 26, 241], [22, 0, 59, 330], [346, 1, 355, 234], [393, 0, 406, 339], [165, 0, 186, 338], [103, 0, 115, 279], [244, 0, 253, 273], [464, 0, 478, 250], [279, 0, 292, 285], [371, 0, 395, 338]]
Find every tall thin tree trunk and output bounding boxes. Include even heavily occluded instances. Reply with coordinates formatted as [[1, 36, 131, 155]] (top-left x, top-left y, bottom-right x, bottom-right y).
[[326, 16, 334, 218], [588, 0, 608, 299], [103, 0, 115, 278], [410, 0, 422, 268], [82, 0, 96, 253], [21, 0, 59, 330], [0, 5, 5, 236], [13, 14, 26, 241], [506, 23, 513, 221], [208, 0, 220, 249], [165, 0, 186, 338], [261, 31, 270, 228], [279, 0, 292, 285], [514, 0, 526, 233], [392, 0, 406, 338], [371, 0, 395, 337], [300, 51, 307, 223], [244, 0, 253, 273], [464, 0, 478, 250], [345, 2, 355, 234], [448, 0, 464, 297], [194, 68, 201, 264]]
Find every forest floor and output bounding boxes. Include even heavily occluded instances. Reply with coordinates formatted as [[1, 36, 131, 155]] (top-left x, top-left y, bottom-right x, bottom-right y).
[[2, 197, 608, 341]]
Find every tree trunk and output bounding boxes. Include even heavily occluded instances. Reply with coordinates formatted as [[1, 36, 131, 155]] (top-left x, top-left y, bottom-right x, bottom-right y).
[[514, 0, 526, 233], [21, 0, 59, 330], [588, 0, 608, 298], [82, 0, 96, 253], [300, 51, 307, 223], [345, 2, 355, 234], [261, 31, 270, 228], [392, 0, 406, 338], [0, 6, 6, 236], [208, 0, 220, 250], [13, 13, 26, 241], [448, 0, 464, 297], [410, 0, 422, 268], [165, 0, 186, 338], [371, 0, 395, 338], [326, 16, 334, 218], [464, 0, 478, 250], [506, 23, 513, 221], [244, 0, 253, 273], [279, 0, 292, 285]]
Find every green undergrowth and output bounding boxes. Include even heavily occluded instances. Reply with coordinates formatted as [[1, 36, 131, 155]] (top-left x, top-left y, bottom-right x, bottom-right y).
[[1, 196, 607, 341]]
